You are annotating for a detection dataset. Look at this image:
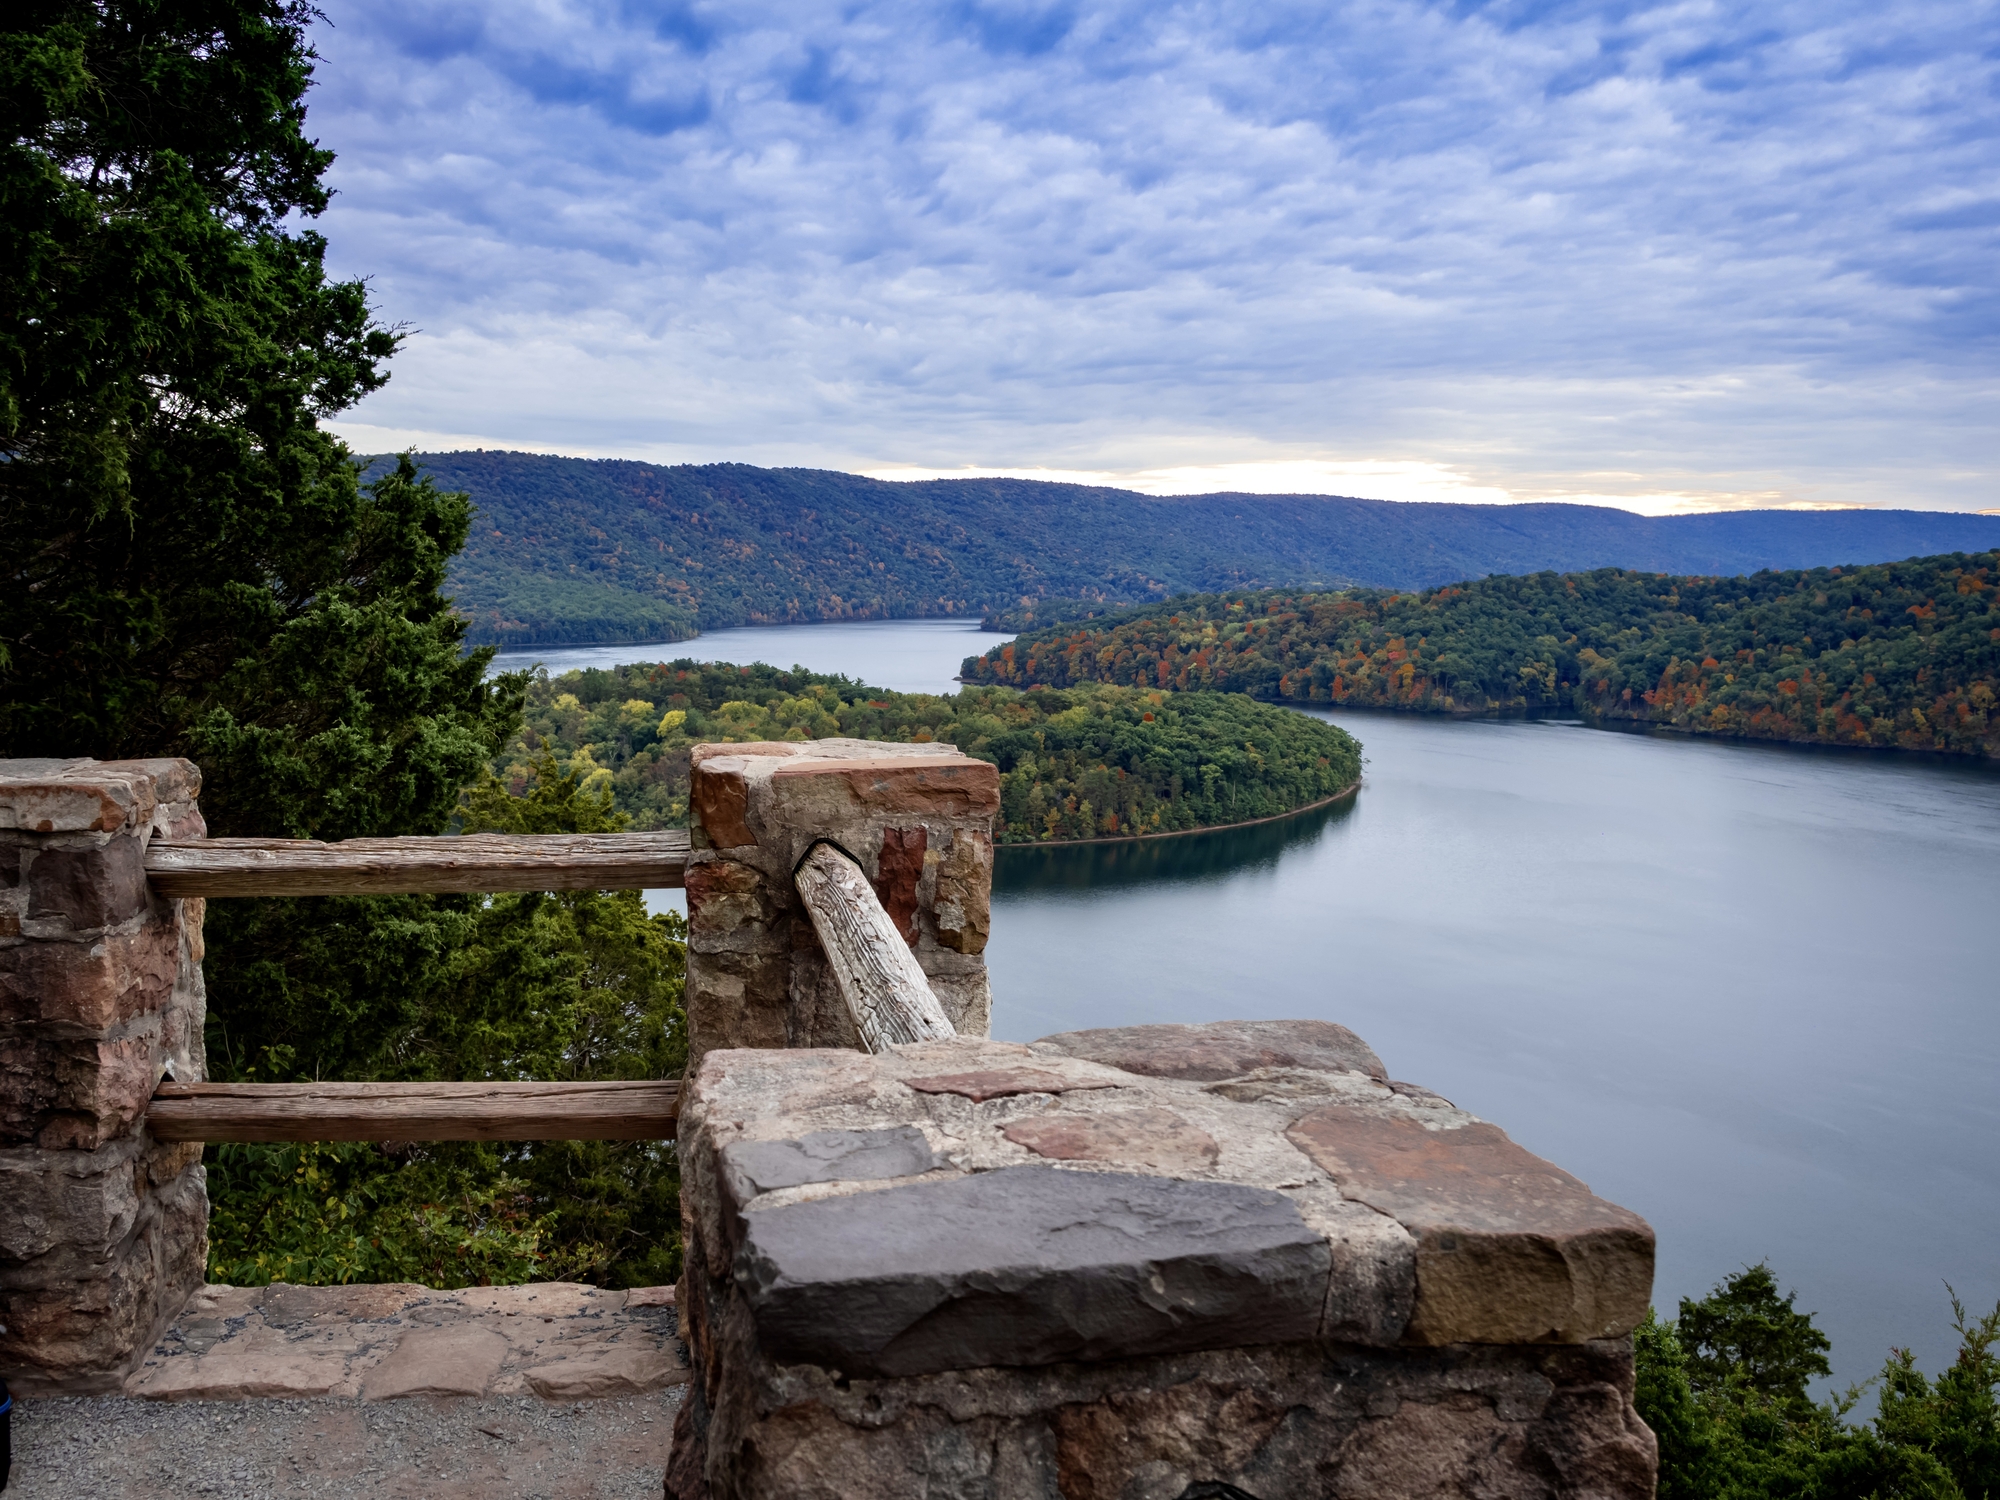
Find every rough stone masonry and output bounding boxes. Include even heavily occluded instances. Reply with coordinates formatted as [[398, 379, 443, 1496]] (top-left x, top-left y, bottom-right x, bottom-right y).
[[0, 758, 211, 1393], [668, 1023, 1660, 1499], [683, 738, 999, 1066]]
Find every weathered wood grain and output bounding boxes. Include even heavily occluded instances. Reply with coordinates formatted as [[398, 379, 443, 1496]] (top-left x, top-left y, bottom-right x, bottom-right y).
[[144, 831, 690, 897], [793, 842, 956, 1053], [147, 1079, 681, 1142]]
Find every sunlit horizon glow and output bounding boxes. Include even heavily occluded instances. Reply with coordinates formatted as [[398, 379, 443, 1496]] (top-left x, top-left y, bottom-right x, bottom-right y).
[[313, 1, 1998, 513]]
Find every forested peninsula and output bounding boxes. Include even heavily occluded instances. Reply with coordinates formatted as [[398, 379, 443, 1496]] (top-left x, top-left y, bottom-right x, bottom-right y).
[[962, 551, 2000, 759], [488, 663, 1362, 843]]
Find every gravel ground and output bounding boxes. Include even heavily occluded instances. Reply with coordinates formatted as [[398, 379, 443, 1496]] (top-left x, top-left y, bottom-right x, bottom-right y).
[[4, 1388, 682, 1499]]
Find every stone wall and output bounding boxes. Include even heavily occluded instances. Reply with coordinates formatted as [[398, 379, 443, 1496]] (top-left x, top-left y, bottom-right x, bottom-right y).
[[669, 1023, 1659, 1499], [0, 758, 211, 1393], [684, 740, 1001, 1064]]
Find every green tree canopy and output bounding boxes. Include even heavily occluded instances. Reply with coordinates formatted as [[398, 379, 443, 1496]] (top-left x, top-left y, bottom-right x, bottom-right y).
[[964, 555, 2000, 759], [0, 0, 514, 815], [1638, 1267, 2000, 1499], [1679, 1263, 1835, 1407]]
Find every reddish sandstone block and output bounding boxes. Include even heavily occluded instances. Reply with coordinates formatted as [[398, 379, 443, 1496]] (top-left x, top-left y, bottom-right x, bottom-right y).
[[0, 918, 178, 1033], [0, 762, 156, 836], [0, 1029, 158, 1148], [1039, 1018, 1388, 1083], [1286, 1106, 1654, 1345], [27, 839, 151, 930], [690, 759, 757, 848], [1002, 1106, 1221, 1174], [874, 827, 926, 943], [771, 755, 1001, 817]]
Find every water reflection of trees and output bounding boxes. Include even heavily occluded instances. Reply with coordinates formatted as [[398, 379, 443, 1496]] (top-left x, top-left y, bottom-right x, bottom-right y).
[[993, 794, 1356, 895]]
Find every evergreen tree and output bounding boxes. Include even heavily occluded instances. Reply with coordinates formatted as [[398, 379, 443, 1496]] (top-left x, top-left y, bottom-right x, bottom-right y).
[[1, 2, 521, 1067], [1639, 1267, 1999, 1500], [1679, 1263, 1834, 1407], [0, 3, 697, 1287]]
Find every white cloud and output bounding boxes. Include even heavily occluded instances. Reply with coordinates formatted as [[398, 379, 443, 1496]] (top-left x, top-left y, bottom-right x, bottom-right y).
[[307, 0, 2000, 512]]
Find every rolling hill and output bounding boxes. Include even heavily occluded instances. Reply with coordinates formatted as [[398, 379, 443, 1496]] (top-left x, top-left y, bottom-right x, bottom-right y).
[[377, 451, 2000, 646]]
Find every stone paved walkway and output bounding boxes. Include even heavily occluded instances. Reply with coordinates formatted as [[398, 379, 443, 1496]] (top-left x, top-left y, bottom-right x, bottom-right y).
[[129, 1280, 686, 1401], [4, 1281, 687, 1498]]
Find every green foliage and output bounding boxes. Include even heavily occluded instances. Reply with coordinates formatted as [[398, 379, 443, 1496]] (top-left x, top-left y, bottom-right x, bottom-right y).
[[0, 3, 683, 1291], [961, 554, 2000, 758], [1, 1, 414, 755], [1637, 1268, 2000, 1500], [491, 660, 1362, 842], [1876, 1296, 2000, 1500], [1636, 1310, 1725, 1500], [206, 1142, 551, 1289], [207, 754, 689, 1289], [1680, 1264, 1834, 1406]]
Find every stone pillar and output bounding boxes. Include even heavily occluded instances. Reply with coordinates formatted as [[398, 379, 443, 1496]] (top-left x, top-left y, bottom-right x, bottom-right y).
[[0, 758, 211, 1393], [683, 740, 1000, 1066]]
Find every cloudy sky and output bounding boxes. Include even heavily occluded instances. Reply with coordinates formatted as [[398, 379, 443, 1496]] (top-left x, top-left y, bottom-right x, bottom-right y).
[[309, 0, 1999, 513]]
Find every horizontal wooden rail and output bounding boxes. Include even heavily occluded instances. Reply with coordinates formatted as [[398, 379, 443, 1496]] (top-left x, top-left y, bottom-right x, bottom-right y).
[[145, 831, 690, 898], [148, 1080, 680, 1143]]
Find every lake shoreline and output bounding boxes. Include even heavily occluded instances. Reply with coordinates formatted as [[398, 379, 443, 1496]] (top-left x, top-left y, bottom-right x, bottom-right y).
[[995, 780, 1361, 851], [1276, 695, 2000, 769]]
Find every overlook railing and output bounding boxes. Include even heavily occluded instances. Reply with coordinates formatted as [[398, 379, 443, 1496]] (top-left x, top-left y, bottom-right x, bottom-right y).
[[138, 827, 952, 1145], [144, 830, 691, 897], [1, 747, 994, 1392]]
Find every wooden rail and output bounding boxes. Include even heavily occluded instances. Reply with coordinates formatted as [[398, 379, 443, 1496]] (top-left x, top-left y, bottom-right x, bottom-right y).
[[147, 1080, 680, 1142], [145, 832, 690, 898], [793, 842, 955, 1053]]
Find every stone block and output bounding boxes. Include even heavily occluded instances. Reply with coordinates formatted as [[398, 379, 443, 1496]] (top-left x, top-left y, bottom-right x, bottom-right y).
[[1035, 1017, 1388, 1083], [136, 1326, 356, 1401], [721, 1126, 939, 1198], [693, 758, 758, 848], [931, 829, 992, 955], [0, 760, 157, 836], [26, 838, 150, 931], [738, 1165, 1328, 1378], [0, 1025, 160, 1148], [672, 1022, 1656, 1498], [524, 1346, 686, 1399], [126, 1279, 688, 1402], [686, 860, 786, 944], [363, 1323, 511, 1399], [1287, 1106, 1655, 1345], [903, 1063, 1124, 1102], [874, 826, 925, 941], [1001, 1104, 1221, 1173], [0, 917, 179, 1034]]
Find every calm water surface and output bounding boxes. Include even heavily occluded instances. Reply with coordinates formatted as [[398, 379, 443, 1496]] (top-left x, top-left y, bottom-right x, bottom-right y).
[[486, 616, 987, 696], [592, 619, 1995, 1388]]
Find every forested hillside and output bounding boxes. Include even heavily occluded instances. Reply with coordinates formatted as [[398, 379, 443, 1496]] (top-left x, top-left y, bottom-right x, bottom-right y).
[[961, 552, 2000, 759], [374, 452, 2000, 646], [486, 662, 1361, 842]]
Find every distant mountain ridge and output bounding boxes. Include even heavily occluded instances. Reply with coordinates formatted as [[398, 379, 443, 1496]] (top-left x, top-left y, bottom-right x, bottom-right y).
[[382, 451, 2000, 646]]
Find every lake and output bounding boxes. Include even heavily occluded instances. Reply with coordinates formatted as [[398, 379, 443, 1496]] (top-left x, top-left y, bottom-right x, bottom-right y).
[[487, 616, 990, 697], [502, 618, 2000, 1390]]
